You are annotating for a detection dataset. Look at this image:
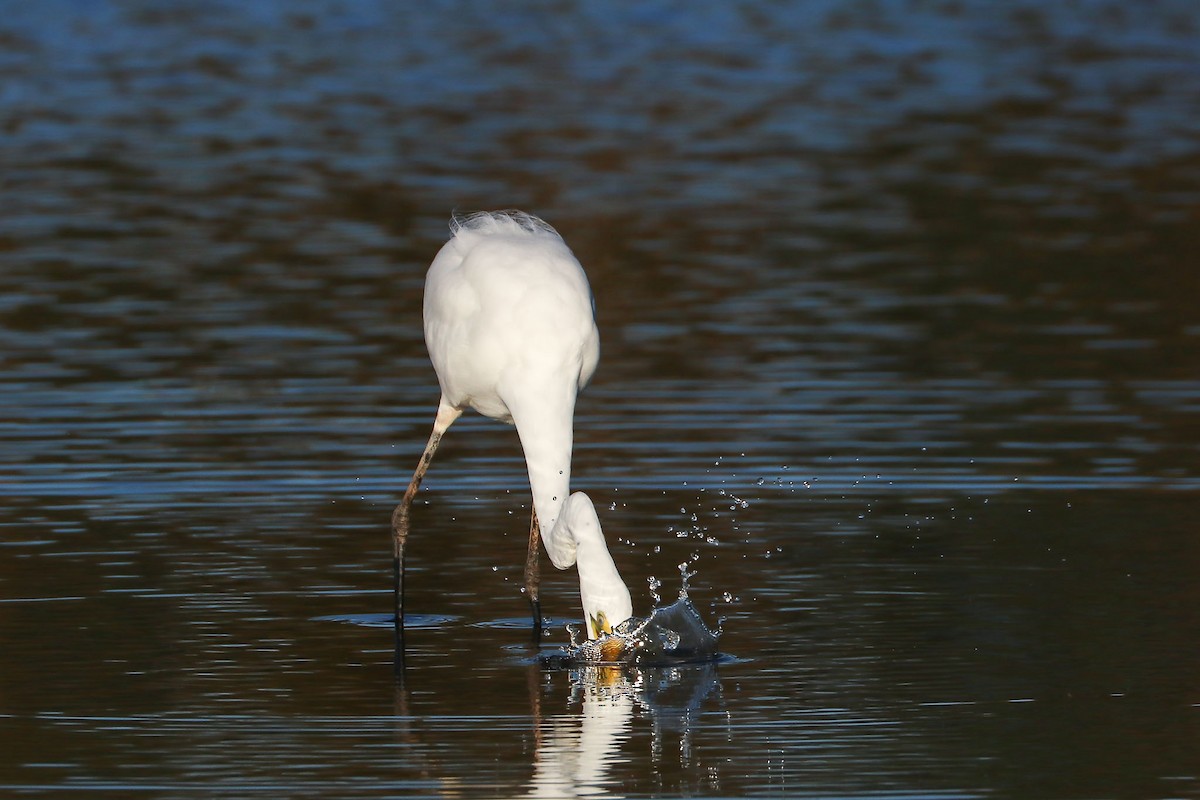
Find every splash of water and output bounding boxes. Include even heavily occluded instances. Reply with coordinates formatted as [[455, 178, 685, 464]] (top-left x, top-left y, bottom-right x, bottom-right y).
[[550, 597, 721, 668], [647, 575, 662, 606], [548, 470, 739, 668], [677, 556, 698, 600]]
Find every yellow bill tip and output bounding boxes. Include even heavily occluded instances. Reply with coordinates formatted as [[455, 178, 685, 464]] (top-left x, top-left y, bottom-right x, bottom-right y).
[[588, 611, 612, 640]]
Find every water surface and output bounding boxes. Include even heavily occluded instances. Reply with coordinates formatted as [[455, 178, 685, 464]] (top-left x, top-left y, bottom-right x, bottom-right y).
[[2, 2, 1199, 798]]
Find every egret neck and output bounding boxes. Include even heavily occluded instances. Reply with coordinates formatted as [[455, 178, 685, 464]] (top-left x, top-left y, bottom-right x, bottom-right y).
[[506, 380, 579, 570], [557, 492, 633, 639]]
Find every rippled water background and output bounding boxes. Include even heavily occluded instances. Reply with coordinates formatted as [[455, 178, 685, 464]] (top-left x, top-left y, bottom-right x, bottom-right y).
[[2, 2, 1199, 798]]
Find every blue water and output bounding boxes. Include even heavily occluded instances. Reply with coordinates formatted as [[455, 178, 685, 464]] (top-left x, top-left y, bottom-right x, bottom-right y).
[[1, 2, 1199, 797]]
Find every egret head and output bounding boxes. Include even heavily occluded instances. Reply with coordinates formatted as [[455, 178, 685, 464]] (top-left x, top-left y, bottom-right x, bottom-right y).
[[563, 492, 633, 640]]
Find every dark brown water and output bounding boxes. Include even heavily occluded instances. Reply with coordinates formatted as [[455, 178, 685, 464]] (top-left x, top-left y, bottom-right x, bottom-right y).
[[2, 2, 1199, 798]]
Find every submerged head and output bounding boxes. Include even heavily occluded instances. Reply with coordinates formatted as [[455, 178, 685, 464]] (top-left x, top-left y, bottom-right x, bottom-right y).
[[552, 597, 722, 668], [583, 591, 634, 641], [561, 492, 633, 639]]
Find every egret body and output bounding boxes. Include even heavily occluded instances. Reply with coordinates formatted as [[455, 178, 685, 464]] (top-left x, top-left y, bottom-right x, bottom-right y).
[[392, 211, 632, 644]]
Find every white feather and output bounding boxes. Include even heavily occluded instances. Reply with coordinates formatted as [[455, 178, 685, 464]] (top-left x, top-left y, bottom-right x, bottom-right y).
[[419, 211, 627, 635]]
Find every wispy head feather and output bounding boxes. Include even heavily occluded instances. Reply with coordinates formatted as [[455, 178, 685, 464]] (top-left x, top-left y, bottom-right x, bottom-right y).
[[449, 209, 562, 240]]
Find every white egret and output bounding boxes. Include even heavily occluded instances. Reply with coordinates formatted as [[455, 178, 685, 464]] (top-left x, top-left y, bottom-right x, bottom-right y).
[[392, 210, 633, 644]]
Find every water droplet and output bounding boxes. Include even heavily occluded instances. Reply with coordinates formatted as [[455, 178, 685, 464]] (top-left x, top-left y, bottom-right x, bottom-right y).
[[647, 576, 662, 605], [677, 559, 698, 598]]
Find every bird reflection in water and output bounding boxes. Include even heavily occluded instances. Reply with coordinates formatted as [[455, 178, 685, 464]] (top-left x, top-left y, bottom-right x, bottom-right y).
[[523, 659, 723, 798], [384, 600, 724, 797], [520, 597, 723, 795]]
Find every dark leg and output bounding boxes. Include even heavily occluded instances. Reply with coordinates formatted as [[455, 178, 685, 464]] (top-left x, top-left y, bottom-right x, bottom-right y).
[[392, 403, 460, 656], [524, 506, 542, 641]]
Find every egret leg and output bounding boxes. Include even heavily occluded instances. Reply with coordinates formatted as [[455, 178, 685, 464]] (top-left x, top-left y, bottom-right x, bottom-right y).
[[392, 402, 461, 651], [524, 508, 542, 640]]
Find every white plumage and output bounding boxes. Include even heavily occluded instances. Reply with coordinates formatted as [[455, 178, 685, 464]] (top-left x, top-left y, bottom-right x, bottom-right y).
[[392, 210, 632, 643]]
